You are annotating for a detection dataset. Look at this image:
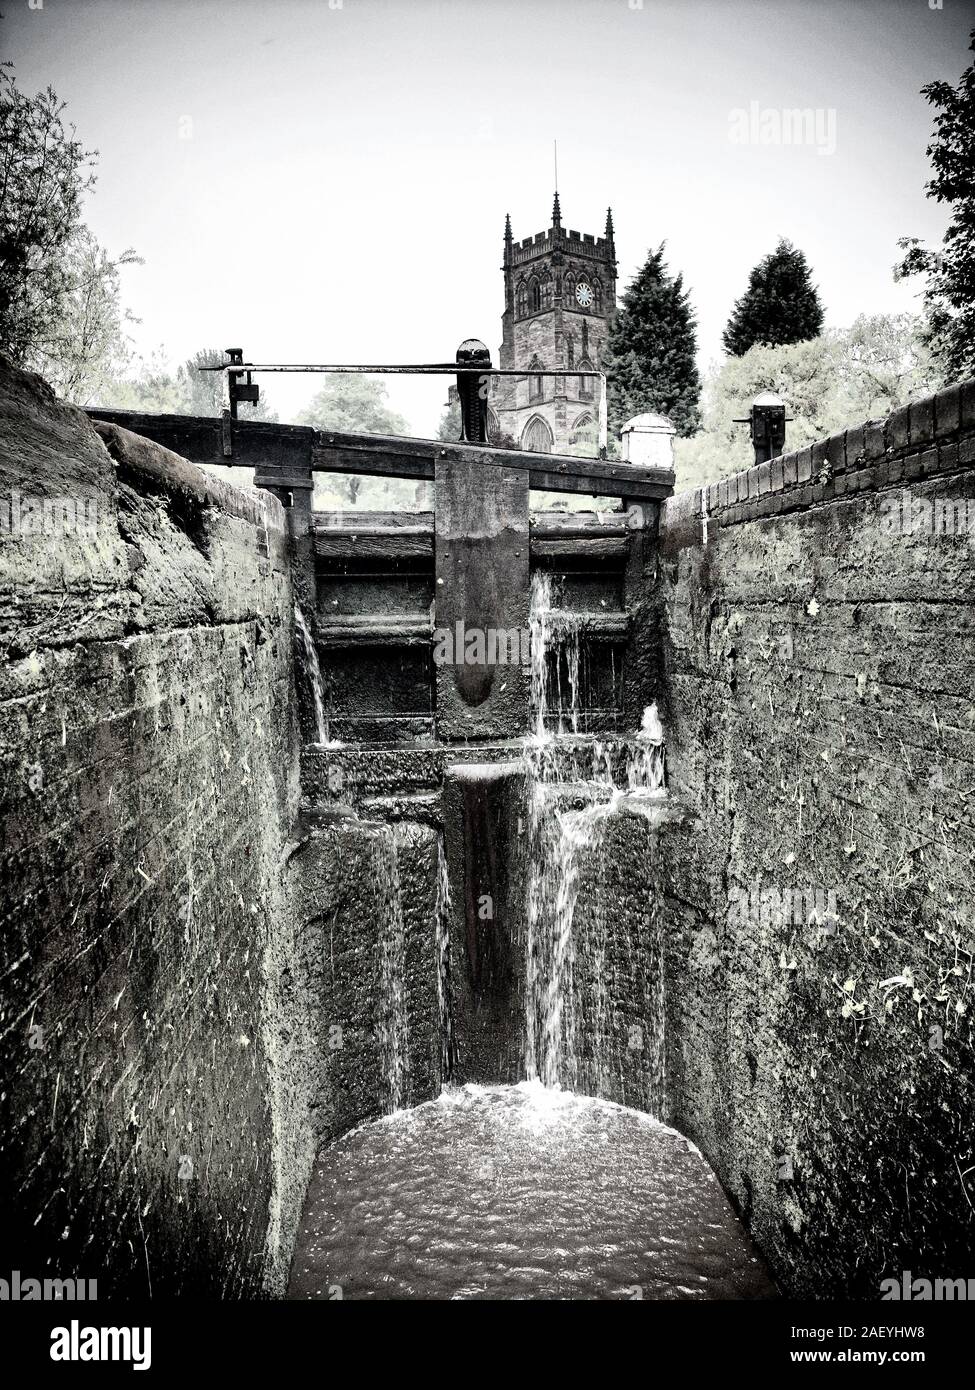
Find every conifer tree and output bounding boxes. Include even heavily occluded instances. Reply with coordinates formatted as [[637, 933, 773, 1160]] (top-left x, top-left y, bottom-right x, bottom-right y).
[[722, 239, 824, 356], [602, 243, 701, 438]]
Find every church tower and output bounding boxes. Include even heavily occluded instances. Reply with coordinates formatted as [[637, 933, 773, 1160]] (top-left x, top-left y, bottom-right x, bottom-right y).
[[490, 195, 617, 454]]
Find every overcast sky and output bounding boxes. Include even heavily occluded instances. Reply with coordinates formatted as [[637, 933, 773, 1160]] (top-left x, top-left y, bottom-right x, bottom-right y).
[[3, 0, 970, 433]]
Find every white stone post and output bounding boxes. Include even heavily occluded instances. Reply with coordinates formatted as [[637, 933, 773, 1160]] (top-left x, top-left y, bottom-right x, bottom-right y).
[[619, 412, 676, 470]]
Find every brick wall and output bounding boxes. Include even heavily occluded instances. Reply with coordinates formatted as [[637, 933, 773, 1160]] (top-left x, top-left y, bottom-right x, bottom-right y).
[[0, 359, 303, 1297], [656, 378, 975, 1296]]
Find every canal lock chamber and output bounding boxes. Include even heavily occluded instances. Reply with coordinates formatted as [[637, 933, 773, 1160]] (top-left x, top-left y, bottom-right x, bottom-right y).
[[279, 474, 775, 1299]]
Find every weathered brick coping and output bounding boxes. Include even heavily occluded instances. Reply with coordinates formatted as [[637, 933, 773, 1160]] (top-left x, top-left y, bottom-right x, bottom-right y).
[[677, 378, 975, 528], [93, 418, 286, 533]]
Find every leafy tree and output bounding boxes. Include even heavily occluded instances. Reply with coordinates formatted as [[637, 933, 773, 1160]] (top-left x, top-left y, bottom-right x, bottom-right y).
[[0, 65, 95, 363], [175, 347, 276, 420], [95, 345, 277, 418], [298, 373, 414, 508], [722, 239, 824, 356], [601, 242, 701, 438], [175, 348, 233, 416], [298, 373, 409, 436], [0, 65, 140, 401], [437, 392, 462, 442], [896, 31, 975, 383], [675, 314, 941, 489], [93, 348, 184, 413], [29, 228, 141, 403]]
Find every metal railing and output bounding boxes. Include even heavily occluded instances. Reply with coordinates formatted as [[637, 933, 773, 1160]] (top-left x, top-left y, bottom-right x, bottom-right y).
[[198, 340, 610, 458]]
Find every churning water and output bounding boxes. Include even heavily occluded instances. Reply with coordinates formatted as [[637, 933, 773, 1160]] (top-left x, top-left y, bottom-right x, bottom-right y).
[[288, 1083, 777, 1300]]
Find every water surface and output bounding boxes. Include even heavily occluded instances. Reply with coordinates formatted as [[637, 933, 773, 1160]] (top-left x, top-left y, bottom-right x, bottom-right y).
[[288, 1083, 777, 1301]]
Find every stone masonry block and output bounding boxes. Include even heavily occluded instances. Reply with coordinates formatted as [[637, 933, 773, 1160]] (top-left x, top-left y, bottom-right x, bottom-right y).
[[908, 395, 935, 449], [826, 431, 846, 474], [887, 405, 910, 453], [863, 419, 886, 461], [934, 384, 961, 438]]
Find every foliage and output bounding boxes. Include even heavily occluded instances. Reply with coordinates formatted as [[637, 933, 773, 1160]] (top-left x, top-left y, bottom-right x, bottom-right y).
[[298, 373, 413, 508], [722, 238, 824, 356], [896, 31, 975, 383], [437, 393, 462, 442], [27, 226, 140, 403], [0, 65, 97, 364], [298, 373, 409, 436], [0, 64, 140, 403], [94, 346, 277, 419], [601, 242, 701, 438], [674, 314, 942, 490]]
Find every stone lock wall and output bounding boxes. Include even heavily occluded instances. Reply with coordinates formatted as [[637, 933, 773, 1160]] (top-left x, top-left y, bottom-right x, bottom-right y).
[[656, 380, 975, 1297], [283, 812, 442, 1142], [0, 359, 305, 1297]]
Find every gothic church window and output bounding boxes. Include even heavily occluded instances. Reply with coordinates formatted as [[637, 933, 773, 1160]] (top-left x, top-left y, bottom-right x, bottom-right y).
[[529, 277, 541, 314], [528, 354, 545, 402], [569, 413, 595, 449], [516, 280, 528, 318], [522, 415, 554, 454]]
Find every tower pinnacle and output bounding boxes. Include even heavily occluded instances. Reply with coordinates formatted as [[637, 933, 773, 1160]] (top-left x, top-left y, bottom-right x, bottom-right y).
[[552, 191, 562, 229]]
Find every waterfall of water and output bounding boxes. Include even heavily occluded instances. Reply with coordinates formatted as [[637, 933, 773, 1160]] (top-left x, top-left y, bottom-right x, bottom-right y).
[[373, 824, 410, 1112], [527, 791, 619, 1089], [434, 832, 455, 1085], [294, 604, 332, 746], [528, 571, 555, 746], [526, 572, 614, 1086], [524, 569, 668, 1102], [626, 702, 666, 794], [529, 571, 584, 743]]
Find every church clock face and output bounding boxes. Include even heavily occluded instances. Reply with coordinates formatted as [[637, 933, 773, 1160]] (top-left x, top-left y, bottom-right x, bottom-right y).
[[575, 281, 594, 309]]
